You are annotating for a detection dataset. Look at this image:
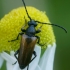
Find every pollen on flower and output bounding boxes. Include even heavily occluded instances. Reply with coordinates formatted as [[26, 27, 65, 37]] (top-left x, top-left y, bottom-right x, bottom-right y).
[[0, 6, 56, 52]]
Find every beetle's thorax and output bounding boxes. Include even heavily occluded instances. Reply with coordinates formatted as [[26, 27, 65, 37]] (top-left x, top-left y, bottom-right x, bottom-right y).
[[26, 25, 36, 37]]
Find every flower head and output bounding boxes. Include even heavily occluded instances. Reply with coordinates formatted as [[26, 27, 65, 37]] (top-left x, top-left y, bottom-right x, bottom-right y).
[[0, 6, 55, 52], [0, 6, 56, 70]]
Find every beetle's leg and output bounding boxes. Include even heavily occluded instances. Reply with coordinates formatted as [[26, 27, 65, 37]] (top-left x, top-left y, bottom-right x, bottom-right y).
[[12, 49, 19, 65], [36, 29, 41, 33], [27, 65, 29, 70], [21, 28, 26, 32], [35, 36, 40, 43], [35, 36, 45, 46], [26, 51, 36, 70], [21, 17, 27, 32], [21, 16, 28, 31], [24, 16, 28, 24], [14, 49, 19, 59], [36, 25, 43, 34], [8, 32, 24, 42], [30, 51, 37, 62]]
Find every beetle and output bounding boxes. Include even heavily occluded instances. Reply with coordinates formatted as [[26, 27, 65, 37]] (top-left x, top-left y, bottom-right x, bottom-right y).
[[8, 0, 67, 70]]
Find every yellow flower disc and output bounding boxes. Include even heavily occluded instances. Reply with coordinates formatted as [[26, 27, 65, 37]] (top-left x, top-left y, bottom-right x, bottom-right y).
[[0, 7, 56, 52]]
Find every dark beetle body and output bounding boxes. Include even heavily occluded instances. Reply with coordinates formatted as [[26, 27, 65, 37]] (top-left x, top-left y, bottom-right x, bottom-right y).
[[17, 20, 38, 69], [18, 34, 37, 69], [10, 20, 40, 69]]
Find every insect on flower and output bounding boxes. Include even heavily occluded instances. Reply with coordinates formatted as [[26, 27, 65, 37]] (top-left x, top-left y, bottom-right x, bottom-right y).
[[8, 0, 67, 70]]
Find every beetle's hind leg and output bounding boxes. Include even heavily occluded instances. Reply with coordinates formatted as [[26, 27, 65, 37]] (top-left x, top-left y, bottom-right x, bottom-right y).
[[26, 51, 36, 70], [12, 49, 19, 65], [8, 32, 24, 42], [30, 51, 37, 62], [27, 65, 29, 70]]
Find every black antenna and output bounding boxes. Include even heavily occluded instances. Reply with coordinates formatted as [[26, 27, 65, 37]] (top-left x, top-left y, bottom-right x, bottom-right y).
[[35, 20, 67, 33], [22, 0, 32, 20], [22, 0, 67, 33]]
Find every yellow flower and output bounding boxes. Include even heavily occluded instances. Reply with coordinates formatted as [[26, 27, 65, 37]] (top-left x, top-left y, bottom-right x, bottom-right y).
[[0, 6, 55, 52], [0, 6, 56, 70]]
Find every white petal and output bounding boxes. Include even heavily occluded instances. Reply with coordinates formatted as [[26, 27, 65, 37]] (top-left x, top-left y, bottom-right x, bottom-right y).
[[35, 65, 41, 70], [1, 52, 16, 64], [0, 53, 4, 68], [39, 43, 56, 70], [10, 51, 15, 57], [6, 62, 13, 70], [13, 62, 20, 70], [6, 51, 19, 70]]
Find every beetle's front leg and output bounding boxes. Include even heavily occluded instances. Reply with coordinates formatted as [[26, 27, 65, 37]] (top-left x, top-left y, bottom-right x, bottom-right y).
[[35, 36, 45, 46], [8, 32, 24, 42], [35, 36, 40, 44], [36, 29, 41, 34]]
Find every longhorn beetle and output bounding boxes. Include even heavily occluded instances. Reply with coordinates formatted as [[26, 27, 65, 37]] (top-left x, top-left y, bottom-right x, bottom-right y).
[[8, 0, 67, 70]]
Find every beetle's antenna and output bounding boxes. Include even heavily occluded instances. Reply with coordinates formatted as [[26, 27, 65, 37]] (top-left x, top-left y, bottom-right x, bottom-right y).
[[22, 0, 32, 20], [21, 0, 67, 33], [35, 21, 67, 33]]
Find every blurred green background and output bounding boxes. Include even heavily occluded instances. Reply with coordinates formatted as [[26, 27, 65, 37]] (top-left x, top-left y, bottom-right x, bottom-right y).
[[0, 0, 69, 70]]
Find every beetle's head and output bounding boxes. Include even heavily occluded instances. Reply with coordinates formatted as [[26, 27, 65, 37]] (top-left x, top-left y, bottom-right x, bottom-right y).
[[28, 20, 37, 27]]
